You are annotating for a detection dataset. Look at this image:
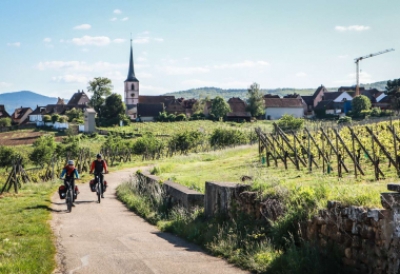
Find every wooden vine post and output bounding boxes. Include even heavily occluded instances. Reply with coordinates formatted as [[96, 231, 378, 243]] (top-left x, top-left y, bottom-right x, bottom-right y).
[[0, 157, 30, 195]]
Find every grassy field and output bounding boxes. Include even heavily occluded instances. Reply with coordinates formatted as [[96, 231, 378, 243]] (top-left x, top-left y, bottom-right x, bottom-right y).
[[148, 144, 389, 208], [0, 182, 57, 274], [99, 120, 274, 135]]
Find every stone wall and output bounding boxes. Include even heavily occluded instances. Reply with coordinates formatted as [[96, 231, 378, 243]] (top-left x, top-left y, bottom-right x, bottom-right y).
[[134, 172, 400, 273]]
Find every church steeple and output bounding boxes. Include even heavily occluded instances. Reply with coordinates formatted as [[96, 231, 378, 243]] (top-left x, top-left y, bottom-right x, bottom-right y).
[[125, 39, 139, 82]]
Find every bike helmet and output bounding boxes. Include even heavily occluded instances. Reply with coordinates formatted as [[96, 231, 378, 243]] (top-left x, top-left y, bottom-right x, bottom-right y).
[[96, 153, 102, 159], [67, 160, 74, 165]]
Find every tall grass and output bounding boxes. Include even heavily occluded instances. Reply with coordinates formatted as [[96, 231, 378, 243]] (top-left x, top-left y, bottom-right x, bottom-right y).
[[0, 182, 57, 274]]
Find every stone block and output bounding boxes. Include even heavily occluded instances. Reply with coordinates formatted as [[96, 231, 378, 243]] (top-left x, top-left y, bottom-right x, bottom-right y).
[[344, 247, 352, 259], [204, 181, 251, 217], [137, 172, 163, 195], [162, 180, 204, 211], [360, 225, 374, 239], [381, 192, 400, 209], [352, 236, 361, 248], [387, 183, 400, 193], [342, 258, 357, 267], [343, 218, 353, 232]]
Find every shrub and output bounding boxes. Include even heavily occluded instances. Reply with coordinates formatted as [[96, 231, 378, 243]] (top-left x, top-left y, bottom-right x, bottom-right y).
[[370, 107, 382, 117], [43, 115, 52, 122], [168, 131, 206, 154], [337, 116, 352, 124], [210, 128, 248, 148], [352, 95, 371, 116], [276, 114, 304, 132], [175, 113, 187, 121], [0, 117, 12, 128]]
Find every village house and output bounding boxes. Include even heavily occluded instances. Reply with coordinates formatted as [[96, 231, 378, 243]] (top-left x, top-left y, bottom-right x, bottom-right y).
[[0, 105, 11, 119], [226, 97, 251, 122], [29, 90, 90, 124], [11, 107, 32, 125], [264, 98, 304, 120], [301, 85, 327, 116]]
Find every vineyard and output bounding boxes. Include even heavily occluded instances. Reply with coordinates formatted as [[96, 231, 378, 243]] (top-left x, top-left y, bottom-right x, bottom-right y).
[[256, 119, 400, 181]]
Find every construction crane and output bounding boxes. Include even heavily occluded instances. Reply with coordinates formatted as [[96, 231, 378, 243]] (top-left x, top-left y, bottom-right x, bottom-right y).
[[354, 48, 395, 96]]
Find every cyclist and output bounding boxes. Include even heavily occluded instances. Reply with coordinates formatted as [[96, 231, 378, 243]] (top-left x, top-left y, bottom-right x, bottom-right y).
[[90, 154, 108, 198], [60, 160, 80, 203]]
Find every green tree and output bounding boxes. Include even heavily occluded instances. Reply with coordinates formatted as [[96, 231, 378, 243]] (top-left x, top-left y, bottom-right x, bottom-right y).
[[101, 93, 126, 126], [88, 77, 113, 115], [0, 117, 12, 127], [352, 95, 371, 116], [29, 135, 56, 168], [43, 115, 51, 122], [58, 115, 69, 123], [0, 146, 15, 167], [192, 96, 210, 114], [385, 78, 400, 113], [51, 114, 60, 123], [211, 96, 231, 120], [246, 82, 265, 117], [65, 108, 84, 122]]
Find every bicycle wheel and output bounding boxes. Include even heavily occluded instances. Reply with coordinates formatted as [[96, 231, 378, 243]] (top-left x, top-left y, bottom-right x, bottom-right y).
[[67, 191, 72, 212], [97, 184, 101, 203]]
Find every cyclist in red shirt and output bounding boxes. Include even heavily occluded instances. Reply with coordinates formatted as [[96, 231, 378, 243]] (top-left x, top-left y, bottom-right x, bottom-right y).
[[90, 154, 108, 198]]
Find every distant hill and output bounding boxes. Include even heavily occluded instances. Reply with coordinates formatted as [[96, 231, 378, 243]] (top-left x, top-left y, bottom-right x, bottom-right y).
[[164, 81, 389, 101], [0, 91, 58, 113]]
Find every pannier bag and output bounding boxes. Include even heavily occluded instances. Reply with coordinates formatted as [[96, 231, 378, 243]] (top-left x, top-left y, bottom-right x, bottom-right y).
[[58, 185, 66, 199], [89, 180, 96, 192], [74, 186, 79, 200], [104, 180, 108, 192]]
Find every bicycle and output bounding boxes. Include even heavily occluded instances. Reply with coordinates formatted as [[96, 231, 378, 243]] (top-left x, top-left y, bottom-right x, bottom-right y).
[[60, 177, 80, 212], [92, 172, 106, 203]]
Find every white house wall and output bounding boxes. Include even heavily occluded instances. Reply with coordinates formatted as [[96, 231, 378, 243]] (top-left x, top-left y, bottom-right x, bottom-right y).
[[334, 92, 353, 102], [265, 107, 304, 120]]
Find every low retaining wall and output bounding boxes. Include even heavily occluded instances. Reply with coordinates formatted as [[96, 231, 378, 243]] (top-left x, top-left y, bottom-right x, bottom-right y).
[[134, 172, 400, 273], [136, 172, 204, 211], [163, 180, 204, 210]]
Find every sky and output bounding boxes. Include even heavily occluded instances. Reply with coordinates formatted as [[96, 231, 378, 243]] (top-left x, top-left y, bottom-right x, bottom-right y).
[[0, 0, 400, 100]]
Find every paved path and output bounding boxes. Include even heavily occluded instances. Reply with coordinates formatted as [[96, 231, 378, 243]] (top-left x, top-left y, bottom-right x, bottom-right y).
[[51, 168, 248, 274]]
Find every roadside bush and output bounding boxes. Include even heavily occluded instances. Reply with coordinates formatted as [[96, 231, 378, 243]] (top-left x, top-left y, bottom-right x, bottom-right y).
[[276, 114, 304, 132], [0, 145, 16, 167], [337, 116, 352, 124], [132, 133, 164, 159], [168, 131, 206, 154], [210, 128, 248, 148], [175, 113, 187, 121], [370, 107, 382, 117], [29, 135, 56, 168]]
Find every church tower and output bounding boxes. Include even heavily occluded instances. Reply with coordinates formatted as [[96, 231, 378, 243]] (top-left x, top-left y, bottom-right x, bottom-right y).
[[124, 40, 139, 118]]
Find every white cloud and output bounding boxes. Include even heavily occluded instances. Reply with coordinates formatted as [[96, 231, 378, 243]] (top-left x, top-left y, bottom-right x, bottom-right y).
[[133, 37, 150, 44], [153, 38, 164, 42], [214, 60, 269, 69], [121, 17, 129, 21], [334, 71, 373, 84], [113, 38, 125, 43], [73, 24, 91, 30], [110, 17, 118, 21], [160, 65, 210, 75], [72, 36, 110, 46], [338, 55, 349, 59], [113, 9, 121, 14], [36, 61, 91, 71], [0, 82, 12, 88], [295, 72, 307, 77], [7, 42, 20, 47], [137, 57, 147, 62], [335, 25, 370, 32], [43, 38, 52, 43], [52, 74, 89, 83]]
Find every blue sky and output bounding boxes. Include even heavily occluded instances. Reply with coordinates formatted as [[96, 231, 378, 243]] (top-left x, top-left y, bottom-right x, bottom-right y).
[[0, 0, 399, 99]]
